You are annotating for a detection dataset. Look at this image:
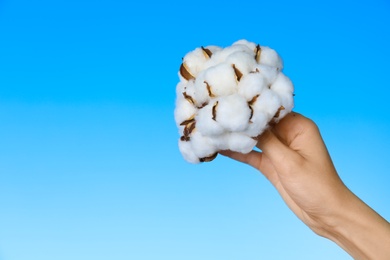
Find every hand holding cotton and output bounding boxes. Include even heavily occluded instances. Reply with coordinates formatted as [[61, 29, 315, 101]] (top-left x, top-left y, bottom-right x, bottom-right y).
[[174, 40, 294, 163]]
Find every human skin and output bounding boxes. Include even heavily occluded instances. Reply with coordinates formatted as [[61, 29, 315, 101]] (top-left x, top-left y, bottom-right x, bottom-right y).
[[221, 112, 390, 259]]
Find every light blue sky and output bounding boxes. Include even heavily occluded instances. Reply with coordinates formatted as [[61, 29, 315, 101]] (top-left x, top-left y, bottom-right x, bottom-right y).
[[0, 0, 389, 259]]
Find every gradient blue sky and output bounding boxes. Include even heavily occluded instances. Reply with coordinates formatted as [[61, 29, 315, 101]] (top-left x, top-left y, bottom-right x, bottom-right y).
[[0, 0, 389, 259]]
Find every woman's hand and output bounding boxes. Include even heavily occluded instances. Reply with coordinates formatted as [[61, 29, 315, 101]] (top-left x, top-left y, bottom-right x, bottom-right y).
[[221, 112, 390, 259]]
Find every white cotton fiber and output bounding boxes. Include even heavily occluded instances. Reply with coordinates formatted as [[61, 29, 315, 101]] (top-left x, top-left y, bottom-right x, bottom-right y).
[[243, 110, 268, 137], [175, 39, 294, 163], [178, 140, 200, 164], [232, 39, 257, 52], [226, 51, 257, 75], [255, 64, 279, 85], [216, 94, 251, 132], [174, 98, 196, 127], [270, 72, 294, 119], [193, 71, 211, 107], [253, 89, 282, 120], [227, 132, 257, 154], [257, 46, 283, 71], [238, 72, 267, 100], [195, 102, 224, 136], [210, 45, 253, 65], [190, 131, 217, 159], [203, 63, 237, 97], [182, 47, 210, 78]]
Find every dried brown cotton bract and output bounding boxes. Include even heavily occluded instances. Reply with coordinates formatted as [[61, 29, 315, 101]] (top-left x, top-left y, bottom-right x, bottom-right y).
[[175, 39, 294, 163]]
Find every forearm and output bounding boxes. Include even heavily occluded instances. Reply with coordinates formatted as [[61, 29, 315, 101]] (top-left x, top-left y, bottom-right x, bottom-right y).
[[322, 190, 390, 260]]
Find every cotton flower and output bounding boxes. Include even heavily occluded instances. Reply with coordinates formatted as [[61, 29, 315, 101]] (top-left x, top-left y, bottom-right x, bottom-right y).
[[175, 40, 294, 163]]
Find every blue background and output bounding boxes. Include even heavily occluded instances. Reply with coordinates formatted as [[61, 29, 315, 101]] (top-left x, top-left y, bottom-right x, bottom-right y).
[[0, 0, 389, 259]]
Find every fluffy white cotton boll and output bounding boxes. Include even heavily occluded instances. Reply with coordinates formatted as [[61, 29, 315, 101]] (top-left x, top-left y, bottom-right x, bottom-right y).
[[174, 98, 197, 127], [226, 51, 257, 75], [227, 132, 257, 153], [271, 72, 294, 97], [199, 46, 223, 70], [204, 45, 222, 55], [196, 102, 225, 136], [176, 39, 295, 163], [193, 70, 211, 107], [178, 140, 200, 164], [252, 89, 281, 120], [211, 133, 230, 151], [254, 64, 279, 85], [211, 44, 253, 64], [238, 73, 267, 101], [203, 63, 238, 97], [216, 94, 251, 132], [176, 81, 186, 97], [233, 39, 257, 53], [271, 72, 294, 119], [182, 47, 210, 78], [244, 111, 268, 137], [257, 46, 283, 71], [190, 131, 217, 158]]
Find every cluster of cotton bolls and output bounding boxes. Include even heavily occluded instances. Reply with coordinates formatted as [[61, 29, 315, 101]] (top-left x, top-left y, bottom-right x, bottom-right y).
[[174, 39, 294, 163]]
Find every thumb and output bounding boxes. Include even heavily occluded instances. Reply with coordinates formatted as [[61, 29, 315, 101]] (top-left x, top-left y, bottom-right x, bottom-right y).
[[256, 129, 301, 173]]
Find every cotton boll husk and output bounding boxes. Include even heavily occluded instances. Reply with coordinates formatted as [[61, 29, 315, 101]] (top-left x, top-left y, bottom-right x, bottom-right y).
[[252, 89, 282, 120], [182, 47, 210, 78], [257, 46, 283, 71], [233, 39, 257, 53], [196, 102, 225, 136], [177, 124, 185, 136], [254, 64, 279, 85], [216, 94, 251, 132], [190, 131, 217, 158], [227, 132, 257, 153], [178, 140, 200, 164], [182, 79, 197, 104], [238, 73, 267, 101], [225, 51, 257, 75], [178, 71, 188, 82], [174, 98, 197, 127], [203, 63, 238, 97], [244, 111, 268, 137]]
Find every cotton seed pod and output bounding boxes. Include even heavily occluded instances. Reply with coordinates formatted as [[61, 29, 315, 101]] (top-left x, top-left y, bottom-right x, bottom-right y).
[[175, 39, 294, 163]]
